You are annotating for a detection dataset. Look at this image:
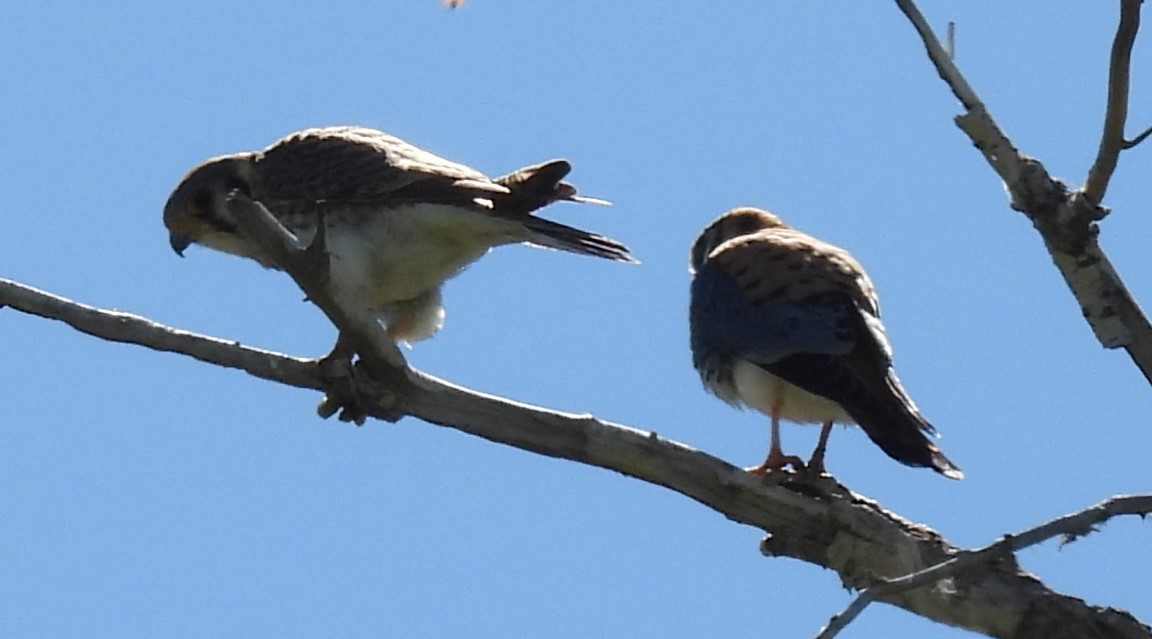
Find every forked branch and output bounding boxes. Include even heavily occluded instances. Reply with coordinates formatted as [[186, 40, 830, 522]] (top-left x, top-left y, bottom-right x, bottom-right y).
[[895, 0, 1152, 386], [815, 494, 1152, 638]]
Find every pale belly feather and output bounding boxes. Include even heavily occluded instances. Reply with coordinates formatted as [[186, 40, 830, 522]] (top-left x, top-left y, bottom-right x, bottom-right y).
[[306, 202, 526, 307], [728, 359, 854, 425]]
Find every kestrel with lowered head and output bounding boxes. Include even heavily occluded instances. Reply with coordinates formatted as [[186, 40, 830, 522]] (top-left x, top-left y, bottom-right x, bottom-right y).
[[689, 207, 962, 479], [163, 126, 635, 342]]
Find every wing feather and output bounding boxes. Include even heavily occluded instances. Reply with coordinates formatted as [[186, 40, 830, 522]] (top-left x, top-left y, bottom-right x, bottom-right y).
[[690, 260, 855, 367], [250, 126, 503, 208]]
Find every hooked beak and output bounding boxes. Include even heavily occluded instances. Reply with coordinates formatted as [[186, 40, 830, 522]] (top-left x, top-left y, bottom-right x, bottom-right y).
[[169, 231, 191, 257]]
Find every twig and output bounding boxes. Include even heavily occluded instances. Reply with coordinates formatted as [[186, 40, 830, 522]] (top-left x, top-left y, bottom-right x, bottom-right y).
[[1123, 122, 1152, 149], [0, 278, 321, 390], [893, 0, 979, 109], [1084, 0, 1143, 204], [814, 494, 1152, 639], [893, 0, 1030, 195]]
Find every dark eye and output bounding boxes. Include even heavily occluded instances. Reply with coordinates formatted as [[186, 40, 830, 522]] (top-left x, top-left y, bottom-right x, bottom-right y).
[[186, 189, 213, 217]]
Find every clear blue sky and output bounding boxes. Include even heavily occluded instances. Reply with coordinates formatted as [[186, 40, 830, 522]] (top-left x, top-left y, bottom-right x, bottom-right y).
[[2, 2, 1149, 637]]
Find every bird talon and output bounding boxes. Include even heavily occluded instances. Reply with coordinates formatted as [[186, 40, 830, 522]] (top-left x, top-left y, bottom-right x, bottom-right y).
[[745, 452, 804, 476], [316, 345, 367, 426], [801, 459, 828, 479]]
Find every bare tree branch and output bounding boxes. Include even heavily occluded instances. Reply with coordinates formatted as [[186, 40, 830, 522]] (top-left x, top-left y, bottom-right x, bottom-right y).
[[3, 280, 1149, 638], [894, 0, 981, 110], [1123, 122, 1152, 149], [0, 278, 321, 390], [815, 494, 1152, 639], [1084, 0, 1143, 204], [895, 0, 1152, 387]]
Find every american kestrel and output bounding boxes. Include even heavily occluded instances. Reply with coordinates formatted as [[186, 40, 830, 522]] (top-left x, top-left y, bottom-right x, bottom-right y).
[[689, 207, 962, 479], [163, 126, 635, 342]]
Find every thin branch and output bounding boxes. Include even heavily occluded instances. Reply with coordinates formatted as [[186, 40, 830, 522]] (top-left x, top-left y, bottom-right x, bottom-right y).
[[1123, 122, 1152, 149], [3, 281, 1150, 638], [895, 0, 1152, 387], [894, 0, 980, 110], [0, 278, 321, 390], [1084, 0, 1143, 204], [894, 0, 1027, 190], [815, 494, 1152, 638]]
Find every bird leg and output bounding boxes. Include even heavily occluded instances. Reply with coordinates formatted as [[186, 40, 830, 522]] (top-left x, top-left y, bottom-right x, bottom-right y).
[[315, 332, 368, 425], [805, 420, 835, 477], [747, 414, 803, 475], [321, 332, 356, 363]]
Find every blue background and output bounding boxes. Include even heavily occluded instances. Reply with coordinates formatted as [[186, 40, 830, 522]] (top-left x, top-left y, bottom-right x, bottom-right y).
[[2, 2, 1149, 637]]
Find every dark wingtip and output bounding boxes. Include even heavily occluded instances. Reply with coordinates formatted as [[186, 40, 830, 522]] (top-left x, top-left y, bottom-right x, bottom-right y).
[[496, 159, 610, 213], [494, 159, 571, 190], [562, 234, 639, 264], [933, 451, 964, 480], [854, 414, 963, 479], [521, 216, 637, 264]]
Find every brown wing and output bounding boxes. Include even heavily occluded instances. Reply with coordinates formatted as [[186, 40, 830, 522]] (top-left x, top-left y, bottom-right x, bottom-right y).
[[249, 126, 508, 208], [713, 228, 878, 319], [716, 228, 962, 478]]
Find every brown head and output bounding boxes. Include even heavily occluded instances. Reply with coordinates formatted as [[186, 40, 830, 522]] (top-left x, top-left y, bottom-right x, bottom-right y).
[[689, 207, 787, 274], [163, 153, 256, 258]]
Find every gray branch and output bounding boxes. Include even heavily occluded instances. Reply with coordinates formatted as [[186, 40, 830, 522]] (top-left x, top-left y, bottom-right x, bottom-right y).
[[815, 494, 1152, 639], [1123, 122, 1152, 149], [0, 278, 320, 390], [1084, 0, 1142, 204], [895, 0, 1152, 386], [3, 273, 1149, 637]]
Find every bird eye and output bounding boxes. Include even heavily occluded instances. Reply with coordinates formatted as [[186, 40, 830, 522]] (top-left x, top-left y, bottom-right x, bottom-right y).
[[185, 190, 213, 217]]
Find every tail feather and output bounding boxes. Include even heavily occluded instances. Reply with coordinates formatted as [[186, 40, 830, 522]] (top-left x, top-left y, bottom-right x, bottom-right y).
[[523, 216, 638, 263], [568, 193, 612, 206], [855, 382, 964, 480], [858, 417, 964, 480], [762, 353, 963, 479], [495, 159, 636, 263]]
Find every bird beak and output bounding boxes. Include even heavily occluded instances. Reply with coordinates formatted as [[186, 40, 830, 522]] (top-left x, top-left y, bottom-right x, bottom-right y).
[[169, 232, 191, 257]]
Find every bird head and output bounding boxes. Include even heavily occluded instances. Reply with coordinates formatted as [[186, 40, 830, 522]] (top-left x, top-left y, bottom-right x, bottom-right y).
[[689, 207, 787, 273], [163, 153, 256, 257]]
